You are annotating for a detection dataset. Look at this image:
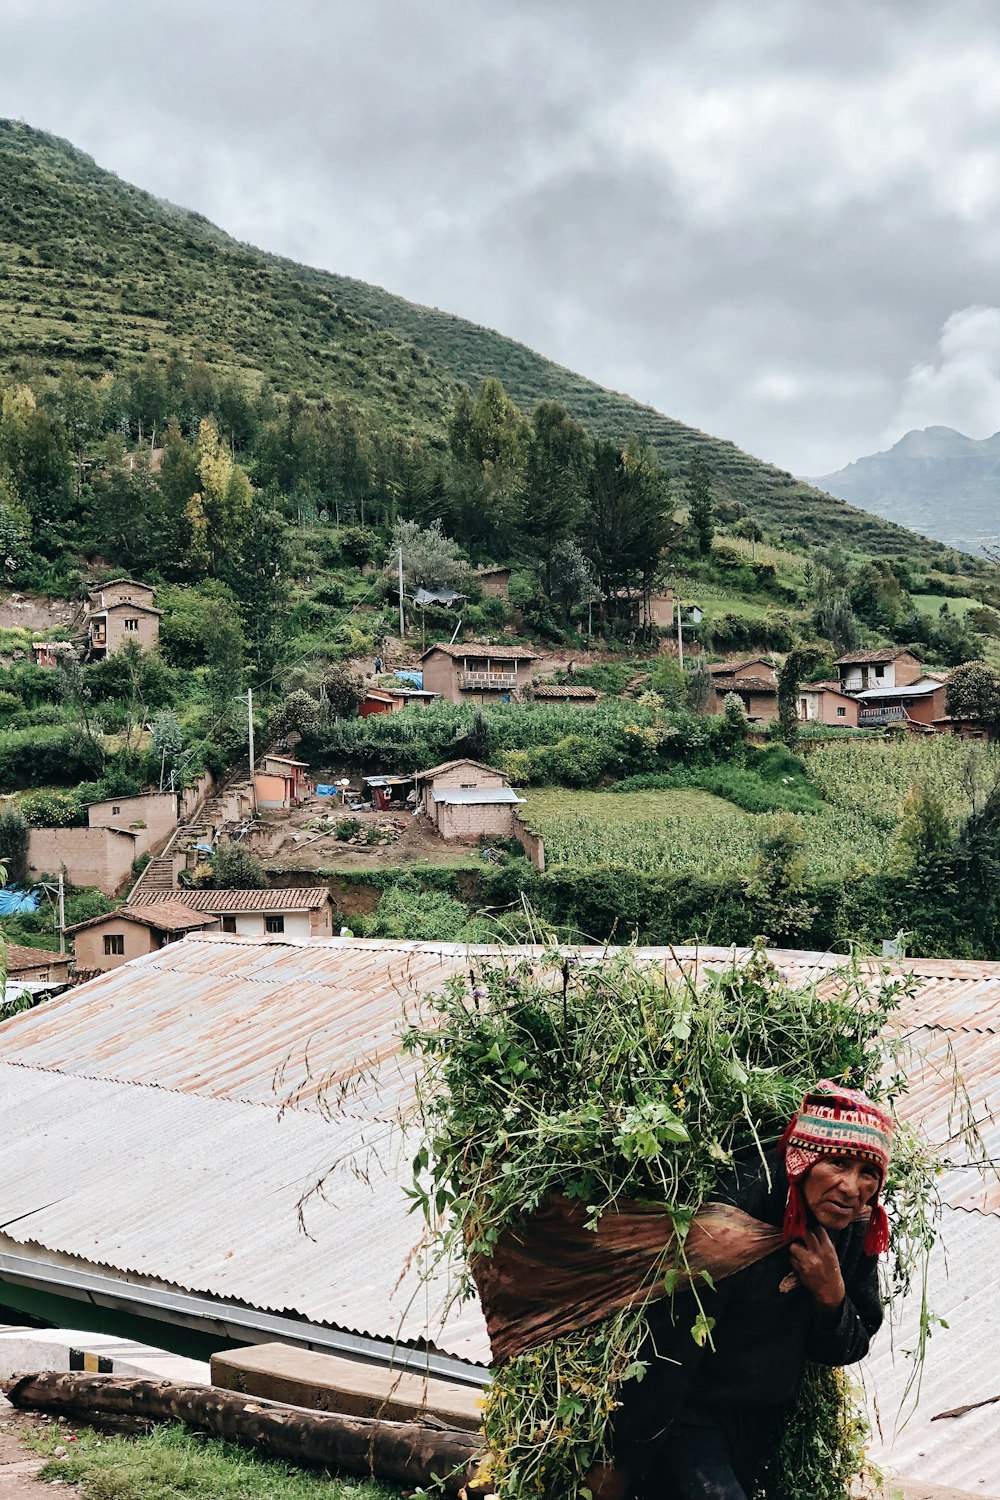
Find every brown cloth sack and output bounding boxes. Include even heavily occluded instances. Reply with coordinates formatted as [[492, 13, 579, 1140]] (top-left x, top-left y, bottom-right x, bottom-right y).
[[470, 1196, 788, 1365]]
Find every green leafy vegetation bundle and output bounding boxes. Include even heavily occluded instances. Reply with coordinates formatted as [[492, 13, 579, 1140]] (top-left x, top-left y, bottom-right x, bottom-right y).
[[403, 943, 945, 1500]]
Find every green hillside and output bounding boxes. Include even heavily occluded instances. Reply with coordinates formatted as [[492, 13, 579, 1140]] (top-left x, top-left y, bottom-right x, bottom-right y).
[[0, 119, 961, 567]]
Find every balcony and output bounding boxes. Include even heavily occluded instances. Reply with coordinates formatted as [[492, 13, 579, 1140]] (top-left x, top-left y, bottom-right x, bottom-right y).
[[859, 706, 908, 725], [460, 671, 519, 691]]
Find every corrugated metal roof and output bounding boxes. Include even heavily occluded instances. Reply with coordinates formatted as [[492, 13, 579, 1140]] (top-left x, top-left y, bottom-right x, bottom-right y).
[[129, 888, 331, 913], [1, 935, 999, 1481], [432, 788, 524, 805]]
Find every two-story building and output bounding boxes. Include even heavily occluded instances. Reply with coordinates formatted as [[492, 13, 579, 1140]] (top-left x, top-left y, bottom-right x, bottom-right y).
[[706, 658, 779, 721], [834, 648, 923, 694], [420, 643, 540, 704], [84, 577, 161, 659]]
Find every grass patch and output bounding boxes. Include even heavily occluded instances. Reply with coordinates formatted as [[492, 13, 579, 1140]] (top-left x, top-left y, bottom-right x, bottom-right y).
[[31, 1420, 396, 1500]]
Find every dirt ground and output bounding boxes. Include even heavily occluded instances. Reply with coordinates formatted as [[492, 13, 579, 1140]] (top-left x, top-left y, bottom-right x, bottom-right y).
[[259, 790, 487, 872], [0, 594, 76, 635]]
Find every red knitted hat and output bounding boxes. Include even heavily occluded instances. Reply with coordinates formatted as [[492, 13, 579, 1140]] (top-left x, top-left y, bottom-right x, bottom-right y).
[[778, 1080, 893, 1255]]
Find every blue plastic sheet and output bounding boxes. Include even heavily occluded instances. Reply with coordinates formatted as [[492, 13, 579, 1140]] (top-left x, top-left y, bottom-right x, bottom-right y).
[[316, 784, 338, 796], [0, 888, 41, 916]]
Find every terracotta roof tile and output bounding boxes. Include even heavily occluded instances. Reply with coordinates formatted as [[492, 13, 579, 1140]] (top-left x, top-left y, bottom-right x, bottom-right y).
[[420, 642, 540, 662], [130, 888, 332, 913], [834, 647, 920, 665]]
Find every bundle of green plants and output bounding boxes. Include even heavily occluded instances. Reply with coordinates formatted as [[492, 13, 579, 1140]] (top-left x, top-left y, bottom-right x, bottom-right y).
[[403, 942, 951, 1500]]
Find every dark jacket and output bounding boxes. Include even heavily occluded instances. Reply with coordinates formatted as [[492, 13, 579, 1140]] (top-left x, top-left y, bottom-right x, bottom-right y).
[[613, 1151, 883, 1469]]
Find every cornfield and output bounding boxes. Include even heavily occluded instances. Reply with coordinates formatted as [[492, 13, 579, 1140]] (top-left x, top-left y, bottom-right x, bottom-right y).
[[523, 738, 1000, 879]]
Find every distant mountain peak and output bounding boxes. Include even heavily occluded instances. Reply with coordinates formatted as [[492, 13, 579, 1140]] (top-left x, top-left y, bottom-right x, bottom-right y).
[[812, 426, 1000, 554]]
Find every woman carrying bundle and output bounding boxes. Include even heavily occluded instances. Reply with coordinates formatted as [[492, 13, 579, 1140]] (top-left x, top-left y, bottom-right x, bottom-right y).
[[595, 1081, 892, 1500]]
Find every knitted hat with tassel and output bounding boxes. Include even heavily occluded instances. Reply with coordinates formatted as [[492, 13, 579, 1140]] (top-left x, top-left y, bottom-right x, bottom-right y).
[[777, 1080, 893, 1256]]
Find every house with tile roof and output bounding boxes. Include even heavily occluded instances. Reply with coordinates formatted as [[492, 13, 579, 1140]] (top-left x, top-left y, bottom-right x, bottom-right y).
[[834, 647, 923, 693], [83, 577, 162, 660], [706, 658, 779, 721], [67, 900, 215, 972], [129, 885, 336, 940], [420, 642, 540, 703]]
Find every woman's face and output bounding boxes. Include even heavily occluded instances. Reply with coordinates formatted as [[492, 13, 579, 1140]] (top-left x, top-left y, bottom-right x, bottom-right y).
[[801, 1154, 881, 1231]]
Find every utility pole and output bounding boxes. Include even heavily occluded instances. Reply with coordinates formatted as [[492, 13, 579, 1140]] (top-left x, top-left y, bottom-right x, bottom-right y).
[[57, 870, 66, 957], [398, 547, 406, 639], [676, 590, 684, 671], [248, 688, 257, 814]]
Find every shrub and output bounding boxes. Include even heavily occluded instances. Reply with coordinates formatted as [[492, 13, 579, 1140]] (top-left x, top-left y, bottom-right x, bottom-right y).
[[20, 788, 84, 827], [208, 841, 268, 889], [335, 817, 362, 841]]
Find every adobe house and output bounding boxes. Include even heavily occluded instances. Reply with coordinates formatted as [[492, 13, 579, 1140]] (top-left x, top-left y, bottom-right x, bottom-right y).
[[420, 643, 540, 704], [129, 886, 336, 940], [6, 944, 73, 985], [796, 681, 860, 727], [413, 758, 525, 841], [611, 588, 675, 630], [476, 566, 511, 600], [68, 901, 215, 973], [835, 648, 922, 694], [705, 658, 779, 719], [254, 754, 311, 810], [84, 577, 161, 659]]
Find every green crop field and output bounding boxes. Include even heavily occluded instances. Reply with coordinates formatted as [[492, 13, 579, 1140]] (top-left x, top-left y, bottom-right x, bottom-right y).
[[522, 738, 1000, 881]]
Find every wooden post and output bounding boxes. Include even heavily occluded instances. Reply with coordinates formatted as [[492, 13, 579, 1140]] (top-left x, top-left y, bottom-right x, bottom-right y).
[[3, 1373, 484, 1496]]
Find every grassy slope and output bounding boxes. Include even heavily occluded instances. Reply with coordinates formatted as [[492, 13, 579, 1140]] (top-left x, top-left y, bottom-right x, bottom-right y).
[[0, 119, 961, 566]]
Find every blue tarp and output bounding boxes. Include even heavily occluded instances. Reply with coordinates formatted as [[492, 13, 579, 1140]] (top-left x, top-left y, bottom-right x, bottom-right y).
[[0, 889, 41, 916], [394, 671, 423, 689], [316, 784, 338, 796]]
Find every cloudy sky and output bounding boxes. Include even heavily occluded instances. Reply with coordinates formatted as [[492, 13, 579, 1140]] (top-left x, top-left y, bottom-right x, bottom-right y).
[[4, 0, 1000, 474]]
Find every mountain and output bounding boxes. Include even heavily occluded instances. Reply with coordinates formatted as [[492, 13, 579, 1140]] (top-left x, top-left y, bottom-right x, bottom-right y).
[[0, 119, 967, 567], [811, 426, 1000, 556]]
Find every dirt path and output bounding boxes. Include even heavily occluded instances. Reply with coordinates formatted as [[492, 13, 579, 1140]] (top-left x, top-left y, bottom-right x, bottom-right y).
[[0, 1397, 50, 1499]]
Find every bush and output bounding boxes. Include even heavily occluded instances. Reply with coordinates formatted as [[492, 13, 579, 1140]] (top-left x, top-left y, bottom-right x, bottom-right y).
[[20, 788, 84, 827], [207, 841, 268, 889], [334, 817, 362, 841]]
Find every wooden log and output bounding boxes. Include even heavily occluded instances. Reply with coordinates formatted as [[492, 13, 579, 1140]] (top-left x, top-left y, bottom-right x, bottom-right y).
[[3, 1372, 483, 1495]]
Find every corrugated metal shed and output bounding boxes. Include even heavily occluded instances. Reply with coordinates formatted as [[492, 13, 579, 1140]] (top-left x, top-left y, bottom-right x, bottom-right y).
[[0, 936, 998, 1488]]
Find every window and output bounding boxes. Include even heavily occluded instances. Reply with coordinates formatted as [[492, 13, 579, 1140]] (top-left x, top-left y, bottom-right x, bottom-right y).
[[124, 617, 139, 632], [874, 665, 885, 680], [221, 916, 237, 933], [265, 914, 285, 934], [103, 934, 125, 956], [112, 805, 121, 815], [837, 706, 846, 717]]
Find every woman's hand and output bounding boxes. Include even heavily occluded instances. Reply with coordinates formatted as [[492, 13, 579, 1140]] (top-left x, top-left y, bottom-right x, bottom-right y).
[[789, 1226, 846, 1315]]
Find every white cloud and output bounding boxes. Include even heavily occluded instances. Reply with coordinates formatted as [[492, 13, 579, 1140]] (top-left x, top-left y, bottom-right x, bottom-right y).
[[882, 306, 1000, 444]]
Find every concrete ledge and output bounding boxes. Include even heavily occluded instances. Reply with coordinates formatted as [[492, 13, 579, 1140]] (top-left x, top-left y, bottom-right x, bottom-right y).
[[0, 1327, 208, 1385], [211, 1342, 483, 1430]]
